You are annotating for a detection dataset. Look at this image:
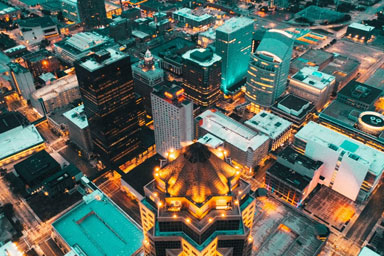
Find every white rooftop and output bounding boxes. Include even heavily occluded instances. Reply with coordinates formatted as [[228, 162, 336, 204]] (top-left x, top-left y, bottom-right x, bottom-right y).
[[359, 247, 380, 256], [349, 22, 374, 32], [295, 121, 384, 176], [182, 48, 221, 67], [245, 111, 292, 140], [198, 133, 224, 149], [197, 109, 269, 152], [173, 8, 212, 22], [32, 74, 78, 101], [0, 125, 44, 161], [66, 32, 109, 52], [291, 66, 335, 90], [80, 48, 127, 72], [216, 17, 254, 34], [63, 104, 88, 129]]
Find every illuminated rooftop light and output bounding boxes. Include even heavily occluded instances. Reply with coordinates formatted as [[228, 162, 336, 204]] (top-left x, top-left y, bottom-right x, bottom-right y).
[[186, 218, 191, 223]]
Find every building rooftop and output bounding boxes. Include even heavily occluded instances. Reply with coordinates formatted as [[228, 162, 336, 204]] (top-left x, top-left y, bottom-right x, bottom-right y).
[[197, 109, 269, 152], [245, 111, 292, 140], [267, 162, 311, 191], [0, 125, 44, 161], [0, 111, 28, 133], [349, 23, 374, 32], [277, 94, 311, 114], [198, 133, 224, 149], [31, 74, 78, 102], [290, 49, 333, 74], [295, 121, 384, 176], [151, 37, 196, 65], [52, 190, 143, 256], [63, 105, 88, 130], [173, 8, 213, 23], [121, 154, 162, 197], [78, 48, 127, 72], [291, 67, 335, 90], [256, 29, 293, 63], [66, 32, 110, 52], [216, 16, 254, 34], [17, 16, 56, 28], [321, 54, 360, 84], [338, 80, 382, 105], [182, 48, 221, 67], [279, 146, 323, 172], [14, 150, 60, 187], [155, 143, 241, 204]]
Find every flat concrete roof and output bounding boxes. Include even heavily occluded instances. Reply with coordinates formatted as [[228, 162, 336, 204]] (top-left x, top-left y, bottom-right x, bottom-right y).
[[197, 109, 269, 152], [295, 121, 384, 176]]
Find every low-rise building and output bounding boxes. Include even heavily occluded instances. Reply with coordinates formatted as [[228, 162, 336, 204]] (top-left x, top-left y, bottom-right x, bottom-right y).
[[51, 182, 143, 256], [151, 37, 196, 77], [245, 111, 292, 151], [22, 49, 60, 78], [31, 74, 81, 115], [271, 94, 315, 128], [196, 109, 269, 170], [266, 146, 324, 207], [54, 32, 115, 64], [17, 16, 59, 46], [289, 67, 335, 111], [14, 150, 81, 196], [290, 49, 334, 75], [63, 104, 93, 155], [172, 7, 214, 28], [346, 23, 375, 42], [322, 54, 360, 93], [294, 121, 384, 202], [337, 80, 382, 110], [0, 112, 45, 167]]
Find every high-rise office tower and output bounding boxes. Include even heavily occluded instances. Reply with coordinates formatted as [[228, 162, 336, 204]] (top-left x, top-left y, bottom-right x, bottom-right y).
[[75, 48, 140, 164], [182, 48, 221, 107], [77, 0, 107, 29], [151, 84, 193, 158], [132, 49, 164, 115], [245, 29, 293, 108], [216, 17, 254, 92], [140, 142, 256, 256]]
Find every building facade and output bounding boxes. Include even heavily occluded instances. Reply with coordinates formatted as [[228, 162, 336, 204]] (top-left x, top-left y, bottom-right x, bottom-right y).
[[9, 63, 35, 101], [245, 30, 293, 108], [75, 49, 140, 164], [77, 0, 107, 29], [216, 17, 254, 92], [293, 121, 384, 202], [63, 104, 93, 155], [30, 75, 81, 116], [132, 49, 164, 115], [140, 143, 256, 256], [151, 84, 193, 158], [182, 48, 222, 107]]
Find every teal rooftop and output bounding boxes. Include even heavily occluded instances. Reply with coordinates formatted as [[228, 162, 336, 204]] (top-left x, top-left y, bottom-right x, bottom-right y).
[[53, 190, 143, 256]]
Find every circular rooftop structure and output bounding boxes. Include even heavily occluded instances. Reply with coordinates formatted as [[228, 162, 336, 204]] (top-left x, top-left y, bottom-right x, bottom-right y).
[[358, 111, 384, 136]]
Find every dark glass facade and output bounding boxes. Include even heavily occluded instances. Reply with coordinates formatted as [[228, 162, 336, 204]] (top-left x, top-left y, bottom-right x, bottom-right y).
[[77, 0, 107, 29], [75, 52, 140, 164]]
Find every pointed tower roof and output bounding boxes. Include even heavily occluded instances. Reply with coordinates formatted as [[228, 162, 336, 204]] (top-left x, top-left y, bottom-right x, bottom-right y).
[[157, 143, 239, 204]]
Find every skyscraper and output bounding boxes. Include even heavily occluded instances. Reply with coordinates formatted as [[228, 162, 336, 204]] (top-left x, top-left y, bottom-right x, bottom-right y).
[[151, 84, 193, 158], [140, 142, 256, 256], [77, 0, 107, 29], [182, 48, 222, 107], [216, 17, 254, 92], [132, 49, 164, 115], [245, 29, 293, 108], [75, 48, 140, 164]]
